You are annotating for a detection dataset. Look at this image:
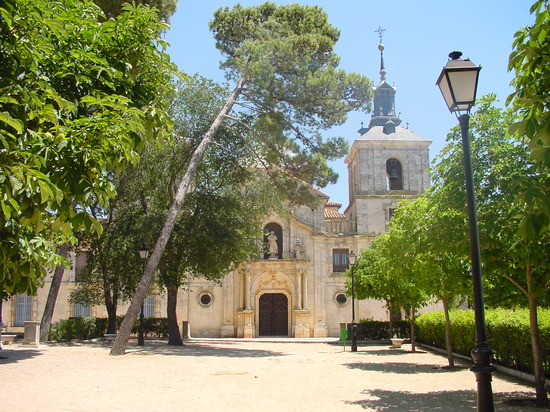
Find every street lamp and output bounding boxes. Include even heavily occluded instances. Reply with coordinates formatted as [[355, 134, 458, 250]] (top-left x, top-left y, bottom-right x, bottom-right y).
[[347, 251, 357, 352], [437, 51, 495, 412], [138, 246, 149, 346]]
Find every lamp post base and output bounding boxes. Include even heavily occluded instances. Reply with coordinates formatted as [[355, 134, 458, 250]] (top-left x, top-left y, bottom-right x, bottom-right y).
[[471, 343, 496, 412]]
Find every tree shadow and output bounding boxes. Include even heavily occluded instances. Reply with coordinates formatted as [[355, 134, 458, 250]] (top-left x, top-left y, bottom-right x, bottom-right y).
[[125, 342, 287, 359], [344, 361, 464, 374], [345, 389, 542, 411], [0, 348, 43, 364]]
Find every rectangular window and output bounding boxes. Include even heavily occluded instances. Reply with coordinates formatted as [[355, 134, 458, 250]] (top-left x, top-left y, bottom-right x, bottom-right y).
[[388, 208, 396, 221], [143, 296, 155, 318], [14, 295, 32, 326], [73, 303, 91, 317], [332, 248, 350, 273]]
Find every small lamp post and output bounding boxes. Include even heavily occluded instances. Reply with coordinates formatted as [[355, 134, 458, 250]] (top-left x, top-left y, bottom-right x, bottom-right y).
[[436, 51, 495, 412], [138, 246, 149, 346], [347, 251, 357, 352]]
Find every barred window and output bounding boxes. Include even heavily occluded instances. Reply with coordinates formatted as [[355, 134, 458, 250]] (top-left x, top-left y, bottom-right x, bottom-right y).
[[14, 295, 32, 326], [332, 248, 350, 273]]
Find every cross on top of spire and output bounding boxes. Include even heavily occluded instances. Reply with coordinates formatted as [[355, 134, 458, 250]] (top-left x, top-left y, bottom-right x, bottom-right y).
[[375, 26, 386, 44]]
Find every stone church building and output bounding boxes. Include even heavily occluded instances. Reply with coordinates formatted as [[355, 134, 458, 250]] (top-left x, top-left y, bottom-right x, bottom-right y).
[[2, 45, 435, 339]]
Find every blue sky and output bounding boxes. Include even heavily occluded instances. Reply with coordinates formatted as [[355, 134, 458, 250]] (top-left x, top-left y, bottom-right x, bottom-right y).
[[164, 1, 535, 208]]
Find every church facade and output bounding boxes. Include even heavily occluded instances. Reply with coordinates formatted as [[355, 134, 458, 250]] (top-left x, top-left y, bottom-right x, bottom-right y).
[[2, 44, 435, 339]]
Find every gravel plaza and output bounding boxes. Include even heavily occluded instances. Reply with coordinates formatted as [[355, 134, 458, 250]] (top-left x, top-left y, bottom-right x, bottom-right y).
[[0, 339, 545, 412]]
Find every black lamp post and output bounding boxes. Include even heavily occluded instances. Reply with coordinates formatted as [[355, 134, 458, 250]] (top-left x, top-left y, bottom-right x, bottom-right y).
[[138, 246, 149, 346], [436, 51, 495, 412], [348, 251, 357, 352]]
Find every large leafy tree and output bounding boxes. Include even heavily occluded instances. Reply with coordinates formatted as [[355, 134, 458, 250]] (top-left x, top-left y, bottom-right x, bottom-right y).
[[0, 0, 177, 297], [432, 96, 549, 406], [110, 2, 372, 355], [93, 0, 177, 20], [507, 0, 550, 238]]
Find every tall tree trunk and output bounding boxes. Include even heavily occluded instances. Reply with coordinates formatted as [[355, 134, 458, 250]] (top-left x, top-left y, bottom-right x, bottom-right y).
[[526, 264, 548, 407], [110, 78, 246, 356], [388, 301, 395, 339], [39, 243, 70, 342], [410, 305, 416, 353], [166, 279, 183, 346], [442, 297, 455, 367], [103, 275, 119, 334]]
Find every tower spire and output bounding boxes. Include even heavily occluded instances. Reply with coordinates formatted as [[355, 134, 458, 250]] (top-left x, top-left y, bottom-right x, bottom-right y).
[[375, 26, 386, 81], [365, 27, 402, 132]]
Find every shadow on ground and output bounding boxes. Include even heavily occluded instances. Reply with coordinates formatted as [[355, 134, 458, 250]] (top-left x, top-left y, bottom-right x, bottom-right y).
[[0, 348, 43, 364], [344, 388, 543, 411], [344, 361, 463, 375], [123, 342, 287, 359]]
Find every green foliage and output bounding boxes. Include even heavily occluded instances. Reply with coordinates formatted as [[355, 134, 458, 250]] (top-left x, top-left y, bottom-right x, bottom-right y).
[[507, 0, 550, 237], [93, 0, 177, 20], [416, 309, 550, 376], [49, 316, 168, 341], [0, 0, 179, 295], [359, 319, 410, 340], [49, 317, 99, 341], [209, 2, 372, 192]]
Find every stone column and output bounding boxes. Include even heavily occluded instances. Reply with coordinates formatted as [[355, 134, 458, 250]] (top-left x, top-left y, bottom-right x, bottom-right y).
[[245, 270, 252, 310], [296, 270, 303, 310]]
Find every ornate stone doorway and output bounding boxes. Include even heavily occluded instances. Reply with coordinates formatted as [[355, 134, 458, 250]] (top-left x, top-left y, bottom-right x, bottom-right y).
[[258, 293, 288, 336]]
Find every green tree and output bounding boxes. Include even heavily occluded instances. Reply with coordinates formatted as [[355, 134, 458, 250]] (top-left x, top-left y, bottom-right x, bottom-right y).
[[93, 0, 177, 20], [0, 0, 178, 298], [507, 0, 550, 238], [432, 96, 549, 405], [352, 228, 430, 353], [110, 2, 372, 355]]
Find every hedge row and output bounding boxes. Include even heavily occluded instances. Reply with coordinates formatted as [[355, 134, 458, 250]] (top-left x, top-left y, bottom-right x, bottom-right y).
[[357, 319, 411, 340], [415, 308, 550, 377], [49, 316, 169, 342]]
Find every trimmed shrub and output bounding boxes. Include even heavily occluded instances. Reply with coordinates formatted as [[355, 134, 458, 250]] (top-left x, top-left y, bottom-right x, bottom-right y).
[[415, 308, 550, 377], [49, 316, 169, 341], [49, 317, 100, 341], [359, 319, 410, 340]]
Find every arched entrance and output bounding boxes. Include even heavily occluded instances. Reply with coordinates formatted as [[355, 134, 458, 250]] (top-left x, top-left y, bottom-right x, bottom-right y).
[[259, 293, 288, 336]]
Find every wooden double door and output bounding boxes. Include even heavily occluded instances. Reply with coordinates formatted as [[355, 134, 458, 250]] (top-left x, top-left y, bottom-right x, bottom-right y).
[[258, 293, 288, 336]]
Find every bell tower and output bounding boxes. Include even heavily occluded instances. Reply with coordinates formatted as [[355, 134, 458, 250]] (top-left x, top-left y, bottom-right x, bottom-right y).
[[344, 31, 431, 235]]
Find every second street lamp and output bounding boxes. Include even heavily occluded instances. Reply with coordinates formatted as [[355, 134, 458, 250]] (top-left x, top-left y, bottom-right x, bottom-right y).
[[348, 251, 357, 352], [138, 246, 149, 346], [436, 51, 495, 412]]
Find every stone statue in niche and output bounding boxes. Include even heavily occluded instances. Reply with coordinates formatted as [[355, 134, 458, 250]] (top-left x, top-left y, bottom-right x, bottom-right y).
[[267, 231, 278, 259], [294, 237, 303, 259]]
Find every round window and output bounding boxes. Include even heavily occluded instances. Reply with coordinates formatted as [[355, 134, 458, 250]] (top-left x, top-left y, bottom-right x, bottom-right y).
[[336, 293, 347, 304], [199, 293, 212, 306]]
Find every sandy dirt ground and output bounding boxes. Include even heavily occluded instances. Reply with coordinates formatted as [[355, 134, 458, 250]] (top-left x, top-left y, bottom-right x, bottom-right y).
[[0, 339, 545, 412]]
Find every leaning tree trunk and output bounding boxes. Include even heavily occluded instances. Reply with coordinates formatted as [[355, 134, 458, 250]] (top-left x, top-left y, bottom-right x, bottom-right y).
[[40, 243, 70, 342], [442, 297, 455, 367], [526, 264, 548, 407], [110, 79, 246, 356], [166, 279, 183, 346]]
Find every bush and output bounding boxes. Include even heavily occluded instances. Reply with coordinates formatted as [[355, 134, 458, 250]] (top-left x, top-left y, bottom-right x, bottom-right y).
[[49, 316, 169, 341], [49, 317, 100, 341], [415, 308, 550, 377], [359, 319, 410, 340]]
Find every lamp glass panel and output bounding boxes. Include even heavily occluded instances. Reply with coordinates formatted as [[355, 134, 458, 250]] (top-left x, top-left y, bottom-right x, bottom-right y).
[[446, 69, 478, 105]]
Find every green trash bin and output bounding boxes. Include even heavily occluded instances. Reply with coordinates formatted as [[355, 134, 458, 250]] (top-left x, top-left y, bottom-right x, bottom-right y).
[[340, 328, 348, 351], [340, 328, 348, 341]]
